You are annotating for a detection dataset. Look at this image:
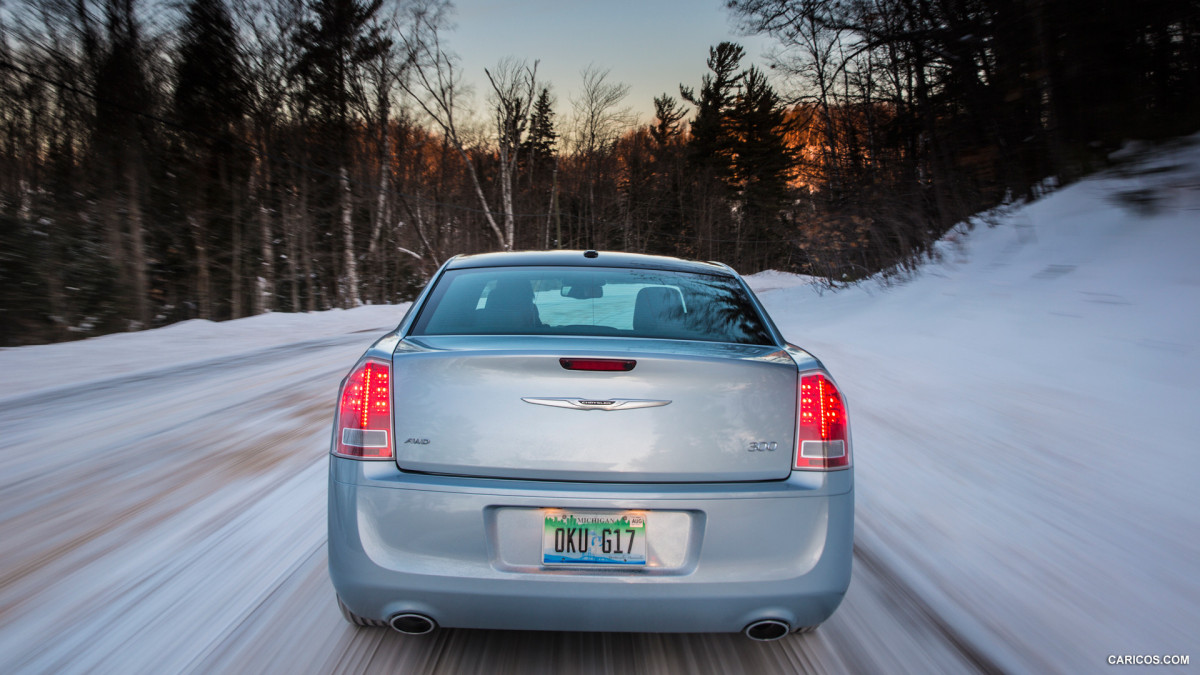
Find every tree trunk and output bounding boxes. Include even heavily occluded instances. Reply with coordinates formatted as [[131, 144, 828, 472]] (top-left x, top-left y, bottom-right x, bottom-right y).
[[190, 214, 212, 319], [231, 217, 242, 319], [498, 144, 515, 250], [409, 189, 441, 267], [545, 158, 558, 249], [1031, 0, 1066, 177], [126, 164, 149, 327], [230, 164, 243, 319], [299, 180, 316, 312], [457, 146, 507, 250], [367, 139, 390, 304], [255, 150, 275, 314], [340, 166, 359, 307], [284, 186, 299, 312], [102, 196, 126, 305]]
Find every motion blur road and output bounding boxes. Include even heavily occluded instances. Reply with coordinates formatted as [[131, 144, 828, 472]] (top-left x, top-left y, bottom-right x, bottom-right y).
[[0, 331, 990, 674], [8, 155, 1200, 673]]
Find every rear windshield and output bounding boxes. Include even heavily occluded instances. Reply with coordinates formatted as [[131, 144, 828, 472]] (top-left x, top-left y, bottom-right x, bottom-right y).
[[410, 266, 774, 345]]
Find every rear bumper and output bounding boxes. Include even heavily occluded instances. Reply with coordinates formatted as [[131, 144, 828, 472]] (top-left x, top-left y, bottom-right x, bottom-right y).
[[328, 458, 853, 633]]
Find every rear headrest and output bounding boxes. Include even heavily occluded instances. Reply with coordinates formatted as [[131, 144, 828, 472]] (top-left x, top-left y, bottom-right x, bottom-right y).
[[486, 279, 535, 310], [633, 286, 685, 332]]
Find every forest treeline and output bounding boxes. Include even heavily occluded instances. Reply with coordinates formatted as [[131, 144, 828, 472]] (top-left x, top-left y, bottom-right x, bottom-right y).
[[1, 0, 1197, 345]]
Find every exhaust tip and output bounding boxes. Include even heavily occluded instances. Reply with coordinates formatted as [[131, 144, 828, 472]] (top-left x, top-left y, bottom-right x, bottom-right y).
[[744, 619, 791, 641], [389, 613, 436, 635]]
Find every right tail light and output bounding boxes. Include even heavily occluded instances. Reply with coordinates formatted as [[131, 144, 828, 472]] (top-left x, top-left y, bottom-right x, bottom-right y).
[[795, 372, 851, 470]]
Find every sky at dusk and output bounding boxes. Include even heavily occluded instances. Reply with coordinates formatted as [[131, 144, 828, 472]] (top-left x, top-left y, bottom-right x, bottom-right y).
[[444, 0, 778, 125]]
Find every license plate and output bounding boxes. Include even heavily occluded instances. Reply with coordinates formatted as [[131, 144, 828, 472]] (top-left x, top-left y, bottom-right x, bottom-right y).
[[542, 511, 647, 565]]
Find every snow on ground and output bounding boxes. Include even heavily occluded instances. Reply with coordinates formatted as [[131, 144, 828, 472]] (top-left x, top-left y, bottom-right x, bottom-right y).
[[0, 304, 409, 401], [743, 269, 824, 293], [748, 136, 1200, 670], [1, 138, 1197, 673]]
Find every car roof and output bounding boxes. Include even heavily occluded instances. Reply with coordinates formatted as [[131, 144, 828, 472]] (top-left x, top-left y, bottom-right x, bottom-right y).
[[444, 250, 736, 276]]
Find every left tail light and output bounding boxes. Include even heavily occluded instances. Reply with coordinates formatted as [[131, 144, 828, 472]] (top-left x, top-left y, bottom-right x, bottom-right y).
[[334, 358, 393, 459]]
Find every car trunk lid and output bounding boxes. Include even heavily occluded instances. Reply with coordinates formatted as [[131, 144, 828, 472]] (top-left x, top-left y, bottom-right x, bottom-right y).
[[391, 337, 797, 482]]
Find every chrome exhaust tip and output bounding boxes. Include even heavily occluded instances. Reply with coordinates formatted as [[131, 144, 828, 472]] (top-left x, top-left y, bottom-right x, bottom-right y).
[[389, 613, 436, 635], [744, 619, 791, 641]]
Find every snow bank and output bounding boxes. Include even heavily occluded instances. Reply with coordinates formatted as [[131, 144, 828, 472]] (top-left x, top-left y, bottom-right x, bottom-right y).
[[0, 304, 409, 401], [743, 269, 823, 293], [756, 137, 1200, 670]]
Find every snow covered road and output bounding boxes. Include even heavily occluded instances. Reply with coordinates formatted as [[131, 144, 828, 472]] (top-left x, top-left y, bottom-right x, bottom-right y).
[[0, 326, 984, 675], [2, 139, 1197, 673]]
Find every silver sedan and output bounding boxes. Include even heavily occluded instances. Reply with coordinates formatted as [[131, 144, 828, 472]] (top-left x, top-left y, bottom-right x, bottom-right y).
[[328, 251, 853, 641]]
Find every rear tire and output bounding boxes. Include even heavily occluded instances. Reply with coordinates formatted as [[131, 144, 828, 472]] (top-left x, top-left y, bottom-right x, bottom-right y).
[[337, 595, 385, 627]]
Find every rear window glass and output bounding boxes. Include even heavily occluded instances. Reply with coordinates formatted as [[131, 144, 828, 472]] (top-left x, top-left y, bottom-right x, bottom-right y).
[[410, 266, 774, 345]]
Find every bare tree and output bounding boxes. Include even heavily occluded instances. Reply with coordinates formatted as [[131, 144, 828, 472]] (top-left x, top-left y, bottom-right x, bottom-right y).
[[236, 0, 307, 312], [568, 65, 631, 248], [569, 65, 631, 158], [484, 56, 537, 251], [351, 1, 449, 291], [398, 13, 507, 250]]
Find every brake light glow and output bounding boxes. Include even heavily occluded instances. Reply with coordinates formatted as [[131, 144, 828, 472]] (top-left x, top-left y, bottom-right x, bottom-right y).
[[334, 358, 393, 459], [795, 372, 850, 470], [559, 358, 636, 372]]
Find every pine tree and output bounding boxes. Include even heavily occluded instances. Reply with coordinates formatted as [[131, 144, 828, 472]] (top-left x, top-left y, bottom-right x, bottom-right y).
[[521, 87, 557, 181], [519, 87, 558, 249], [173, 0, 248, 320], [293, 0, 389, 143], [728, 67, 792, 269], [729, 67, 791, 222], [86, 0, 157, 328], [175, 0, 246, 145], [650, 95, 687, 149], [680, 41, 744, 179]]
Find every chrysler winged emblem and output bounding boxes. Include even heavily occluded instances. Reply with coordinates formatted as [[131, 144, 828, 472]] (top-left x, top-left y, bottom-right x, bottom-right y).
[[521, 397, 672, 411]]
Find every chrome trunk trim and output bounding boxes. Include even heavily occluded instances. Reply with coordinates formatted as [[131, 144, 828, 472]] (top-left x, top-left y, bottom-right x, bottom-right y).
[[521, 397, 672, 411]]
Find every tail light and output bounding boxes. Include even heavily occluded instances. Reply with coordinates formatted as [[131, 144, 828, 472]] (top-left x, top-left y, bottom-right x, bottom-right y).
[[560, 358, 637, 371], [334, 358, 393, 459], [795, 372, 850, 470]]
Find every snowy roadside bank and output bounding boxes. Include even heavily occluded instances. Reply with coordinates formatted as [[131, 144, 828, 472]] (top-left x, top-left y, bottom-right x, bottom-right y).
[[750, 140, 1200, 670], [0, 304, 410, 402]]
